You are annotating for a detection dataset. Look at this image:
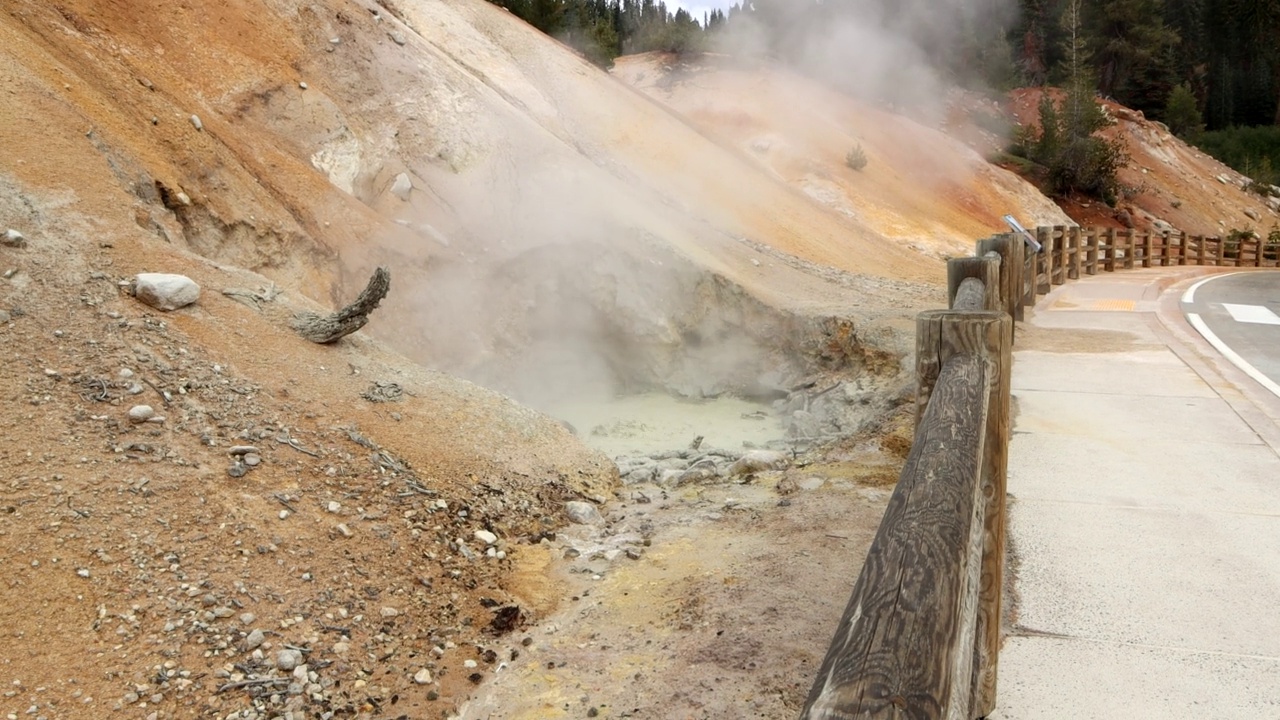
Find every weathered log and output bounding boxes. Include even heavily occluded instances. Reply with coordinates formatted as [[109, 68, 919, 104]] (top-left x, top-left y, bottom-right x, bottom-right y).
[[292, 267, 390, 344], [802, 350, 990, 720]]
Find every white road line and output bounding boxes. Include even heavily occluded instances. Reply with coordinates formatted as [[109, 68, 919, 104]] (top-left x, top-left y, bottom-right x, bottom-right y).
[[1223, 303, 1280, 325], [1181, 272, 1242, 304], [1186, 312, 1280, 399]]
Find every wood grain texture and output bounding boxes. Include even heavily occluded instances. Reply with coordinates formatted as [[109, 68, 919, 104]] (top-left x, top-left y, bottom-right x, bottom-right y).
[[947, 256, 1000, 313], [1105, 227, 1116, 272], [1084, 228, 1098, 275], [804, 346, 990, 720], [1068, 226, 1081, 280], [967, 314, 1012, 718]]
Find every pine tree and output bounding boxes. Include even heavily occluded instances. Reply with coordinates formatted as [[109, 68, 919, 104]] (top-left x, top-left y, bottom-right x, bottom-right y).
[[1163, 83, 1204, 138]]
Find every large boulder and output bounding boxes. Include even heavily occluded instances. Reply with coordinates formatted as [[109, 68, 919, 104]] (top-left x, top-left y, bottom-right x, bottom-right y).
[[134, 273, 201, 311]]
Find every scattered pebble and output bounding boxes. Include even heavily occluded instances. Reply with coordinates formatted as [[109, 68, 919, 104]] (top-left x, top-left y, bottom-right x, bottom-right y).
[[474, 529, 498, 546], [327, 501, 341, 513], [190, 114, 203, 131], [564, 501, 603, 525], [2, 229, 25, 247], [299, 81, 308, 89], [245, 629, 265, 649], [413, 669, 432, 685], [127, 405, 155, 423], [276, 648, 303, 671], [133, 273, 200, 311]]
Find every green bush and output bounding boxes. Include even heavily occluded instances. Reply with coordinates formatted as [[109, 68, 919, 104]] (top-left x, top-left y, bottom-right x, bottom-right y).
[[845, 144, 868, 172], [1196, 125, 1280, 187], [1015, 83, 1128, 205]]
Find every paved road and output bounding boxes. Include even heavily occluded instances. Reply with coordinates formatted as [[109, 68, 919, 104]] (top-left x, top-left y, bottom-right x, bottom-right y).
[[991, 268, 1280, 720], [1182, 271, 1280, 397]]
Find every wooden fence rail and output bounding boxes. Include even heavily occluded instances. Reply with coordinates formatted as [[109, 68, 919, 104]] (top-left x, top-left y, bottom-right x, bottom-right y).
[[801, 223, 1272, 720]]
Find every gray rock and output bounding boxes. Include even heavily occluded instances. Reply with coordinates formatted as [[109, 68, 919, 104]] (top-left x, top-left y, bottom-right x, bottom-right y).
[[674, 465, 717, 486], [727, 450, 788, 477], [243, 453, 262, 467], [622, 466, 655, 485], [1268, 196, 1280, 213], [228, 445, 258, 456], [788, 410, 822, 438], [226, 462, 247, 478], [127, 405, 156, 423], [390, 31, 407, 45], [3, 229, 26, 247], [134, 273, 200, 311], [276, 648, 303, 671], [245, 629, 266, 650], [0, 310, 10, 324], [564, 501, 603, 525], [1244, 207, 1261, 221], [391, 173, 412, 201], [474, 529, 498, 546]]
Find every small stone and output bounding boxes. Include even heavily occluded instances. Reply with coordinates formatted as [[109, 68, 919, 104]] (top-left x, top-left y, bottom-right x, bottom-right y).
[[1245, 207, 1261, 221], [226, 462, 247, 478], [276, 649, 303, 671], [463, 659, 478, 669], [0, 310, 10, 323], [413, 669, 432, 685], [133, 273, 200, 311], [564, 501, 603, 525], [390, 31, 407, 45], [278, 510, 290, 520], [334, 523, 353, 538], [243, 453, 261, 467], [76, 568, 90, 578], [474, 529, 498, 546], [380, 607, 400, 618], [127, 405, 155, 423], [2, 229, 25, 248], [390, 173, 412, 201], [298, 81, 308, 89], [175, 191, 191, 205], [228, 445, 257, 456], [245, 629, 266, 649], [327, 501, 341, 513], [190, 114, 202, 131], [239, 613, 256, 625]]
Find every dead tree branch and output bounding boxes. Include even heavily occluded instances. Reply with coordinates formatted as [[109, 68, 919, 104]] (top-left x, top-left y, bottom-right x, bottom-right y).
[[292, 267, 390, 344]]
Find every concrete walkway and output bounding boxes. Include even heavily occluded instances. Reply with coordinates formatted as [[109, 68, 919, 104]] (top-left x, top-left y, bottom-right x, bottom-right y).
[[991, 268, 1280, 719]]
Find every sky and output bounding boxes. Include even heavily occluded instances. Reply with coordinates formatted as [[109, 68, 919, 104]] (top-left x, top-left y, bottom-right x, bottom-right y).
[[676, 0, 735, 25]]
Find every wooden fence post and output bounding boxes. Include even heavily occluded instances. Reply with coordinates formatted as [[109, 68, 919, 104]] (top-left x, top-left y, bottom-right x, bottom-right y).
[[1123, 229, 1136, 270], [1069, 226, 1082, 279], [1141, 231, 1153, 268], [949, 255, 1002, 312], [1040, 229, 1055, 292], [976, 236, 1022, 324], [1103, 227, 1116, 272], [1085, 228, 1099, 275]]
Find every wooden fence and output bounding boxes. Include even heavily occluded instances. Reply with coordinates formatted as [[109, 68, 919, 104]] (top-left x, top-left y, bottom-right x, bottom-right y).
[[799, 224, 1272, 720]]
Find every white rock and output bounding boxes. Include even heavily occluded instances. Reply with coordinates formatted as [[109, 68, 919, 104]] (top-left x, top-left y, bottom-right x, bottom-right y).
[[276, 648, 302, 671], [190, 114, 203, 131], [380, 606, 400, 617], [413, 669, 432, 685], [327, 501, 341, 513], [390, 31, 407, 46], [134, 273, 200, 311], [727, 450, 789, 477], [127, 405, 155, 423], [564, 501, 603, 525], [299, 81, 308, 90], [473, 529, 498, 546], [390, 173, 412, 201], [3, 229, 26, 247]]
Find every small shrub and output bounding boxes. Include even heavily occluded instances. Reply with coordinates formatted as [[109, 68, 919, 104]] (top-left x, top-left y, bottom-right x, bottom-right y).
[[845, 144, 868, 172], [1224, 227, 1257, 259], [1266, 226, 1280, 261]]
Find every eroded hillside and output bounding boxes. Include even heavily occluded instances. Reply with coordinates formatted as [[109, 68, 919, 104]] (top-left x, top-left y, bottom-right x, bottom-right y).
[[0, 0, 1168, 718]]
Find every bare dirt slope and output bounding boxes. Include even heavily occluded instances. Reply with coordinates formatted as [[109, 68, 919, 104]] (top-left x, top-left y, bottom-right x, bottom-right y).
[[1007, 88, 1280, 235], [613, 53, 1074, 258], [3, 1, 1240, 719]]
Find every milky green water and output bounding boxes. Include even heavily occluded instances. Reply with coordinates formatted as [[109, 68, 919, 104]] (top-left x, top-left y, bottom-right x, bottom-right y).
[[545, 392, 786, 458]]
